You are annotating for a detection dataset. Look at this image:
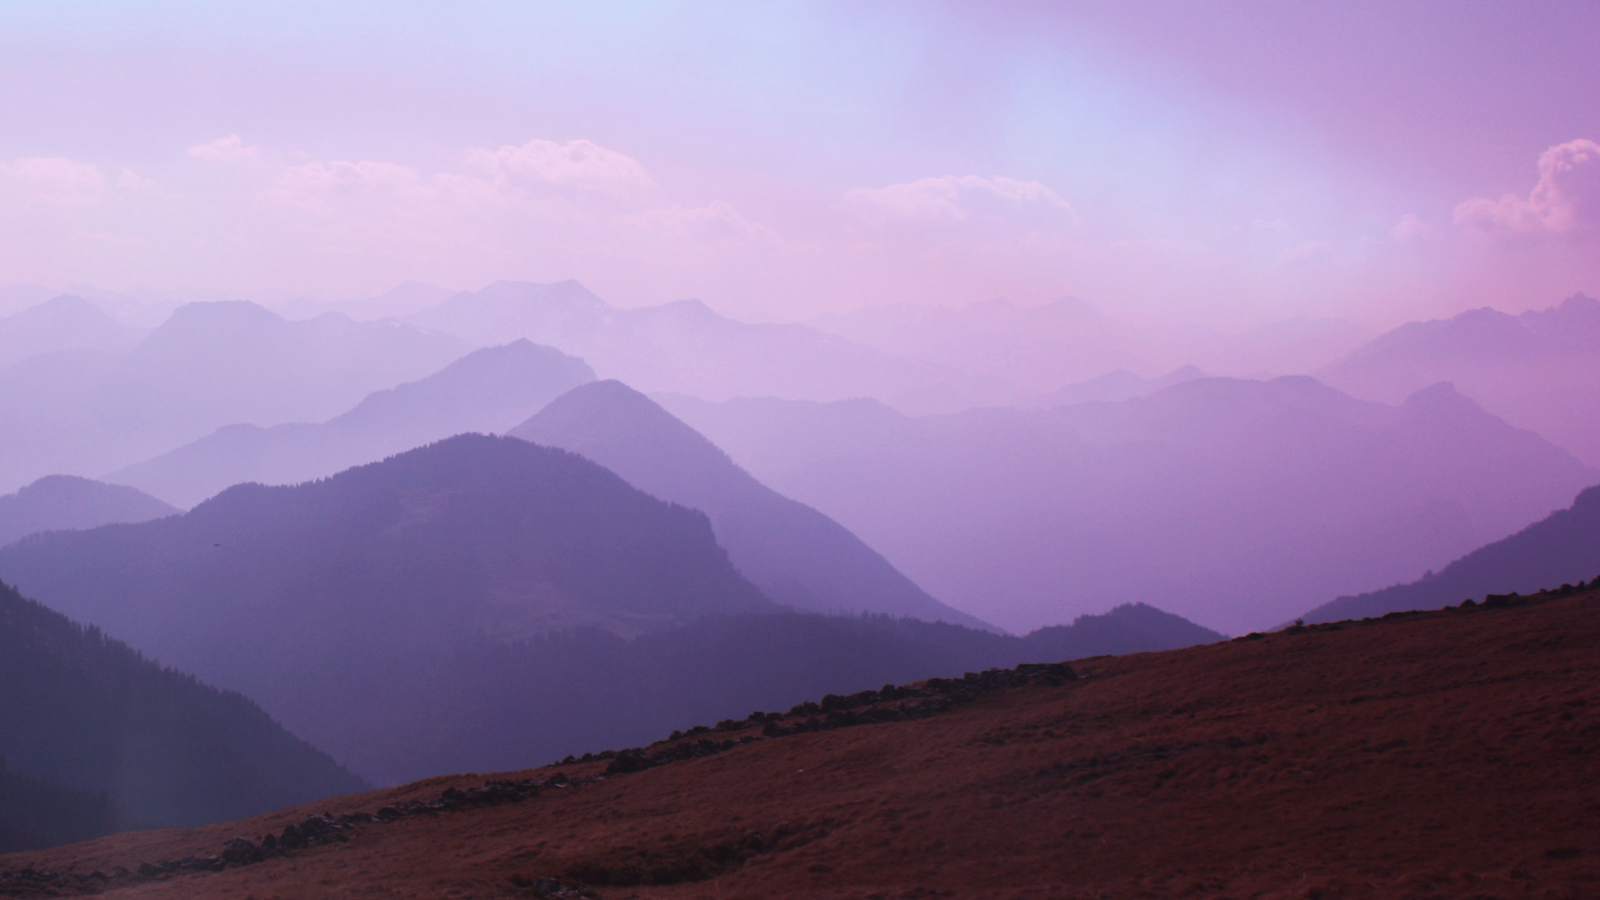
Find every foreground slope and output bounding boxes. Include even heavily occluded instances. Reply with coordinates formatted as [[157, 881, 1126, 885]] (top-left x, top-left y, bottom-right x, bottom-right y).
[[0, 475, 175, 548], [0, 580, 364, 853], [1303, 483, 1600, 623], [511, 380, 989, 629], [5, 588, 1594, 897]]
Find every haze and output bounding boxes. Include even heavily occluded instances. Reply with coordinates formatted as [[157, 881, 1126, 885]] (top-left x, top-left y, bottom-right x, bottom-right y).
[[3, 3, 1599, 890]]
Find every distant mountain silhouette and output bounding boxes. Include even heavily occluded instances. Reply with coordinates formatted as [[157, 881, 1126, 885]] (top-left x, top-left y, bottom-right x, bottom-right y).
[[0, 300, 465, 492], [0, 283, 57, 317], [664, 376, 1596, 633], [0, 578, 364, 851], [0, 295, 138, 367], [407, 280, 955, 409], [112, 341, 595, 507], [1323, 294, 1600, 464], [1021, 602, 1226, 659], [1042, 365, 1205, 407], [0, 434, 774, 782], [510, 380, 990, 629], [1302, 485, 1600, 623], [0, 475, 175, 548]]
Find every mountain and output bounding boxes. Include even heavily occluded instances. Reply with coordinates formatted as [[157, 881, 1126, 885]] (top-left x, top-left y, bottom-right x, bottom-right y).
[[0, 475, 176, 548], [0, 295, 138, 367], [112, 341, 595, 507], [0, 282, 57, 317], [663, 376, 1596, 633], [510, 380, 989, 629], [1021, 601, 1226, 659], [0, 438, 1218, 786], [0, 434, 774, 783], [1323, 294, 1600, 465], [7, 590, 1592, 895], [0, 300, 467, 493], [1040, 365, 1205, 407], [408, 280, 958, 410], [0, 578, 364, 852], [1303, 484, 1600, 623]]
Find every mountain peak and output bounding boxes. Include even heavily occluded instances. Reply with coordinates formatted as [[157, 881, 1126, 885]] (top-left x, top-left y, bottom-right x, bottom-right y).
[[152, 300, 284, 338], [1402, 380, 1474, 411]]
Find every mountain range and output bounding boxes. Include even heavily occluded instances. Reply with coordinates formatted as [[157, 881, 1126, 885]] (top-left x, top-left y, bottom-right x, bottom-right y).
[[510, 380, 987, 629], [406, 280, 959, 410], [0, 433, 1221, 786], [1324, 294, 1600, 465], [112, 340, 595, 508], [0, 295, 138, 368], [0, 300, 464, 492], [664, 375, 1595, 633]]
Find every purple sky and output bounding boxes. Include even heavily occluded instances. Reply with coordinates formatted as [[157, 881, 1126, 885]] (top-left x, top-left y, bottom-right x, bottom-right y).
[[2, 1, 1597, 328]]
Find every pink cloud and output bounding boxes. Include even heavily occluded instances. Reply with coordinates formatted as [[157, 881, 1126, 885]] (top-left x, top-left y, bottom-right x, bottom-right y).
[[1390, 212, 1432, 243], [187, 134, 261, 164], [1455, 138, 1600, 236], [464, 138, 653, 196]]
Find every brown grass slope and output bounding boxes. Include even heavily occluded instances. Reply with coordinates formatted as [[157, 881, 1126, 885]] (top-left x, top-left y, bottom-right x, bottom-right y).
[[4, 588, 1598, 898]]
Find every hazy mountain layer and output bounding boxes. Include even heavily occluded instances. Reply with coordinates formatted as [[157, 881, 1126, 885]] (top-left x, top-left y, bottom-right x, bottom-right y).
[[664, 376, 1595, 633], [407, 280, 961, 411], [113, 340, 595, 508], [1324, 294, 1600, 465], [0, 300, 465, 493], [0, 475, 176, 549], [0, 432, 1220, 785], [0, 295, 138, 368], [511, 380, 990, 630]]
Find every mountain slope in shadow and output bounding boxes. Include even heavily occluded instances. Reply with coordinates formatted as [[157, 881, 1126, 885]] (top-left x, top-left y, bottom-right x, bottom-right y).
[[0, 578, 364, 852], [0, 431, 1222, 786], [1302, 484, 1600, 623], [0, 434, 773, 784], [510, 380, 992, 630]]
